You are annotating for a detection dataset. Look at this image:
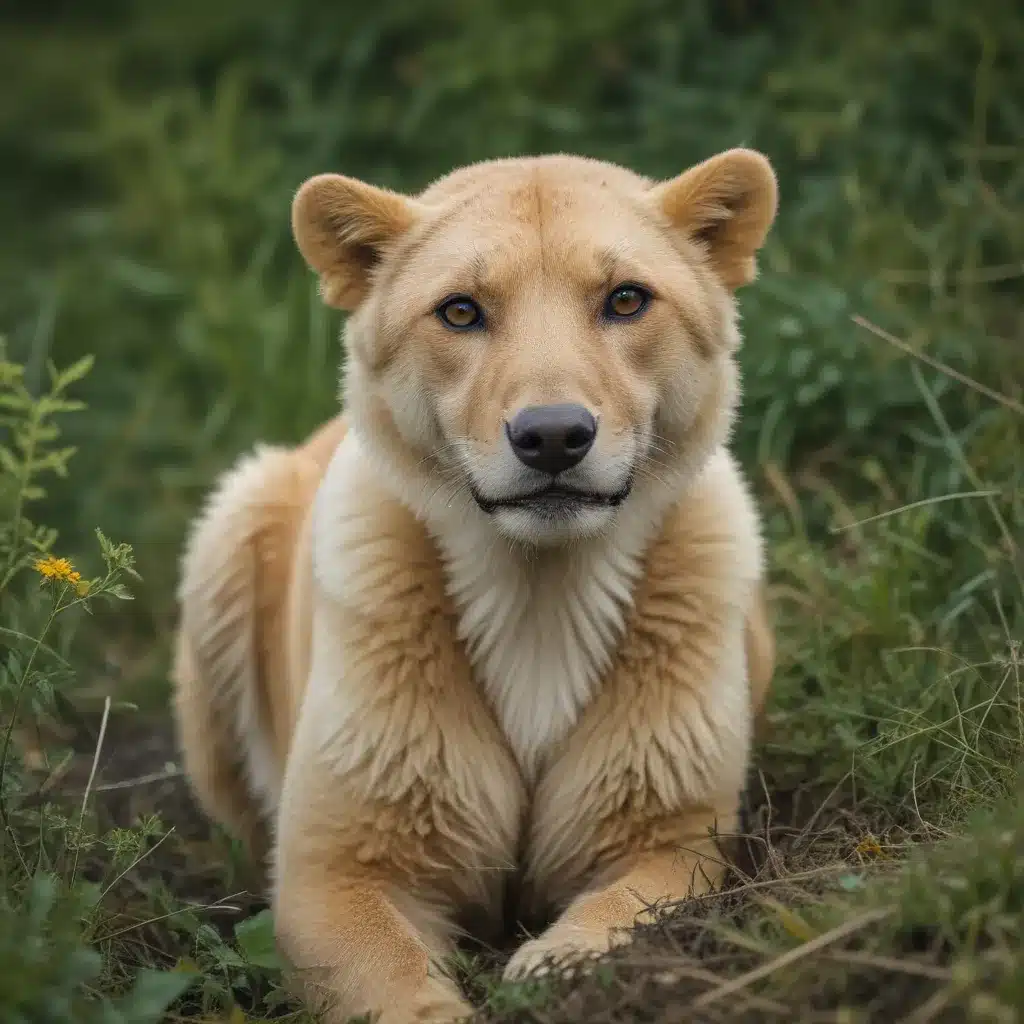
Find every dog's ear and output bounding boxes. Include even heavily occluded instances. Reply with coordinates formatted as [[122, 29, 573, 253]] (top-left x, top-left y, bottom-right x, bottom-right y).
[[292, 174, 421, 310], [648, 149, 777, 290]]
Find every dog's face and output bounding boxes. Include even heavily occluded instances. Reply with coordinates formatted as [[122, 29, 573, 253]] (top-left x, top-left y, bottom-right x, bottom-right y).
[[292, 151, 776, 546]]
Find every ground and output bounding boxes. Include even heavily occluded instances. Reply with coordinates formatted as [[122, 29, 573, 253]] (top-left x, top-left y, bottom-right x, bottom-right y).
[[0, 1, 1022, 1022]]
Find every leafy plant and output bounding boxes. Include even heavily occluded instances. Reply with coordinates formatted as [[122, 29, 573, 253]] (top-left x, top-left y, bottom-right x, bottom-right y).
[[0, 346, 193, 1022]]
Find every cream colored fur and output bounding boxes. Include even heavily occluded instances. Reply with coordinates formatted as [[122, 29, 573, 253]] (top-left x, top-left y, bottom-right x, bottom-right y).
[[173, 148, 778, 1023]]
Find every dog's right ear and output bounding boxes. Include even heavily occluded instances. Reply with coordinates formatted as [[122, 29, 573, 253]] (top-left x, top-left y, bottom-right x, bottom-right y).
[[647, 149, 777, 291], [292, 174, 421, 310]]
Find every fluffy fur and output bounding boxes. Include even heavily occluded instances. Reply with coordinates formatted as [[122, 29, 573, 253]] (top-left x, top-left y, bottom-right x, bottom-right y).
[[173, 148, 778, 1023]]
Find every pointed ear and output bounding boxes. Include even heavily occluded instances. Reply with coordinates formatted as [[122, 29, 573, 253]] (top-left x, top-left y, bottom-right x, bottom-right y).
[[292, 173, 421, 310], [648, 148, 778, 290]]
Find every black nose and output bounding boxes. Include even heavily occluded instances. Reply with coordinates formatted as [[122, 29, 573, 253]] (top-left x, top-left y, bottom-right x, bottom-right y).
[[505, 403, 598, 476]]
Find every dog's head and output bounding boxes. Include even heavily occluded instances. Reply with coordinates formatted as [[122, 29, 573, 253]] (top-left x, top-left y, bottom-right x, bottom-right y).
[[292, 151, 776, 546]]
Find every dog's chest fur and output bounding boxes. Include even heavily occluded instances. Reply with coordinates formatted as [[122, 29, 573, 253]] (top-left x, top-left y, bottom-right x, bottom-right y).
[[434, 513, 655, 783]]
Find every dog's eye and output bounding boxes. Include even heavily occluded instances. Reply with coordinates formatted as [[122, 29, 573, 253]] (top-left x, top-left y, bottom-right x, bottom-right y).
[[604, 285, 650, 320], [436, 296, 484, 330]]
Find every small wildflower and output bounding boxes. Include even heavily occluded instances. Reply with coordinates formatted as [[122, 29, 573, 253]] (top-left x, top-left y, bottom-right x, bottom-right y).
[[34, 555, 83, 587], [855, 834, 884, 859]]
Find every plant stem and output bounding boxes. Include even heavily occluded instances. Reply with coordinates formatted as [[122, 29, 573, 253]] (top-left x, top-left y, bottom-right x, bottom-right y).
[[0, 589, 64, 875]]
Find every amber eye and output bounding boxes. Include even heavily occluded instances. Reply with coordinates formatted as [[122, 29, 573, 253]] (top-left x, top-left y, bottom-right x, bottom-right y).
[[604, 284, 650, 320], [436, 295, 484, 330]]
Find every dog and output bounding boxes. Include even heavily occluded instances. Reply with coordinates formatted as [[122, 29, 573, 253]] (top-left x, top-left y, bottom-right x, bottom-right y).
[[173, 147, 777, 1023]]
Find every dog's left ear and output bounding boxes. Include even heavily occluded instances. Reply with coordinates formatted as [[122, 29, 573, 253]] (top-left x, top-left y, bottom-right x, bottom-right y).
[[292, 173, 423, 310], [648, 148, 778, 290]]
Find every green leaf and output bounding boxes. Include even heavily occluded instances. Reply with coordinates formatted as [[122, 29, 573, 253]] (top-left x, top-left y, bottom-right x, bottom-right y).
[[112, 968, 194, 1022], [49, 354, 95, 392], [234, 909, 283, 970], [0, 393, 31, 412], [0, 444, 20, 474]]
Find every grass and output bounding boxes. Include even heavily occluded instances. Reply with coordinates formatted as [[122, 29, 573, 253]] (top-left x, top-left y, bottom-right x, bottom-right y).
[[0, 0, 1022, 1020]]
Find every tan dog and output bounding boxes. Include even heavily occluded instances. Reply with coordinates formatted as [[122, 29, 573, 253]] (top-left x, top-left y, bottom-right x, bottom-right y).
[[173, 148, 777, 1023]]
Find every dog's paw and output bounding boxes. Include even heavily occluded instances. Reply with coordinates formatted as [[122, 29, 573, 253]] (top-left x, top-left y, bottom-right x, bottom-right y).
[[503, 926, 614, 983], [375, 976, 472, 1024]]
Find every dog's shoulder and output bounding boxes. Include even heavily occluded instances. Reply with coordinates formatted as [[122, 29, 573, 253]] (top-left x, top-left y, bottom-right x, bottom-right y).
[[642, 447, 764, 598], [308, 427, 451, 614], [630, 446, 774, 715]]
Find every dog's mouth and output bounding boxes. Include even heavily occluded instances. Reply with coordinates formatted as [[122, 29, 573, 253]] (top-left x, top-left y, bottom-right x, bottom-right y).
[[470, 480, 633, 516]]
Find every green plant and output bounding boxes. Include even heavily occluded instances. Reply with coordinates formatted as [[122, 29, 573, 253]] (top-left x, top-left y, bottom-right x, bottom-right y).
[[0, 346, 192, 1022]]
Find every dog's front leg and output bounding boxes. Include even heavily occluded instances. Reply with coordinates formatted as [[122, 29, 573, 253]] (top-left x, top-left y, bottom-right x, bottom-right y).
[[271, 527, 523, 1023], [508, 530, 764, 981], [273, 847, 472, 1024], [272, 695, 519, 1024], [504, 807, 733, 980]]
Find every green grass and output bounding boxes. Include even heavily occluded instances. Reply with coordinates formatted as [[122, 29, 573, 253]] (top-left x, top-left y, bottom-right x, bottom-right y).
[[0, 0, 1021, 1020]]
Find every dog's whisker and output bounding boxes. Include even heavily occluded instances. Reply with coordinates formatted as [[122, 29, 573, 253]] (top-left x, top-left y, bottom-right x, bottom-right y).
[[634, 466, 673, 491], [422, 472, 464, 511], [640, 456, 674, 477], [642, 435, 675, 457], [415, 439, 464, 471], [443, 481, 472, 509], [636, 448, 674, 473]]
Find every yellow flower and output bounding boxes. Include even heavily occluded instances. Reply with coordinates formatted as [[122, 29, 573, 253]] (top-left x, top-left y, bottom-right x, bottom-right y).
[[855, 835, 884, 859], [34, 555, 83, 587]]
